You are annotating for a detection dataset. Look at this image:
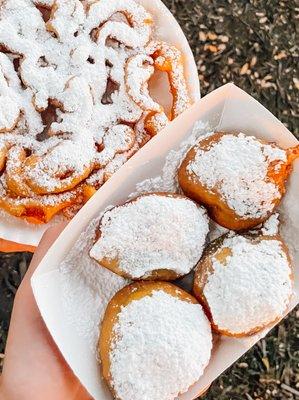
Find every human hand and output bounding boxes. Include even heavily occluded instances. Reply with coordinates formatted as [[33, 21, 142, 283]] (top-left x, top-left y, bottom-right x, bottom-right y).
[[0, 225, 92, 400]]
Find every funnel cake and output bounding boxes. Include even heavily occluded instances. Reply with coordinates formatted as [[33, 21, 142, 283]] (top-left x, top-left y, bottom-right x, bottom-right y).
[[178, 132, 299, 230], [90, 193, 209, 280], [0, 0, 191, 224], [193, 232, 293, 337], [99, 281, 212, 400]]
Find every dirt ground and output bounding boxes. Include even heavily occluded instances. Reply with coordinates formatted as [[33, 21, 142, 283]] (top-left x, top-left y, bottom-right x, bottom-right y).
[[0, 0, 298, 399]]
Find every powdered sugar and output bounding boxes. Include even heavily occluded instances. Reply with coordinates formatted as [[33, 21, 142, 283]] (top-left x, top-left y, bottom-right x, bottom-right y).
[[90, 194, 209, 278], [25, 140, 96, 193], [187, 133, 287, 219], [85, 0, 152, 48], [110, 290, 212, 400], [134, 120, 211, 194], [125, 55, 161, 112], [60, 216, 128, 349], [261, 213, 280, 236], [0, 52, 42, 134], [203, 234, 293, 335], [95, 125, 135, 168]]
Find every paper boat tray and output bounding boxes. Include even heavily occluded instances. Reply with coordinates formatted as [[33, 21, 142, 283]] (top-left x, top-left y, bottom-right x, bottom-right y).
[[31, 83, 299, 400]]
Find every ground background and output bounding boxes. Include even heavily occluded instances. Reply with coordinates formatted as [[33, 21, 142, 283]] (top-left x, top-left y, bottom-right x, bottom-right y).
[[0, 0, 298, 399]]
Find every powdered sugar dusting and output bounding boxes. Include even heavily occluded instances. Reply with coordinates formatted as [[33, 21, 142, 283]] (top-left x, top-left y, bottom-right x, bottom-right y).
[[110, 290, 212, 400], [261, 213, 280, 236], [133, 120, 211, 194], [126, 54, 161, 112], [204, 234, 293, 335], [60, 216, 129, 349], [187, 133, 287, 219], [90, 194, 209, 278]]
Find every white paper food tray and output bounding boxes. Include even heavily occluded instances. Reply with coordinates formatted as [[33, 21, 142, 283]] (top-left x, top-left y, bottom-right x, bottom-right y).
[[31, 83, 299, 400]]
